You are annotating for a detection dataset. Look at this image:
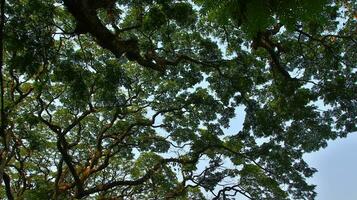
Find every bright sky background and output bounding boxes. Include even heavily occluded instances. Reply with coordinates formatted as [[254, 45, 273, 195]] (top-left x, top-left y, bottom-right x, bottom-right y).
[[150, 77, 356, 200], [304, 132, 357, 200], [222, 110, 357, 200], [210, 9, 355, 199]]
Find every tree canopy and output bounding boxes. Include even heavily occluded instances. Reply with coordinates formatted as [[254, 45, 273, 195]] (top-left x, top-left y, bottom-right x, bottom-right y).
[[0, 0, 356, 199]]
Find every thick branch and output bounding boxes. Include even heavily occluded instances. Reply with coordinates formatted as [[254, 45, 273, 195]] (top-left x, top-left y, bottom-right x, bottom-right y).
[[78, 157, 200, 198], [56, 134, 84, 196], [252, 28, 293, 81], [0, 0, 4, 140], [3, 172, 14, 200], [62, 0, 165, 72]]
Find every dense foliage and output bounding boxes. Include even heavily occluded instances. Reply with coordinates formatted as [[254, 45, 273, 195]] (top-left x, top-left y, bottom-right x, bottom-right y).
[[0, 0, 356, 199]]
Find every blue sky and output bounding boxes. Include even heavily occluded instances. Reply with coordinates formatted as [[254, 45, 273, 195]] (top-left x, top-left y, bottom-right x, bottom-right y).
[[150, 83, 356, 199], [304, 132, 357, 200], [222, 107, 357, 199]]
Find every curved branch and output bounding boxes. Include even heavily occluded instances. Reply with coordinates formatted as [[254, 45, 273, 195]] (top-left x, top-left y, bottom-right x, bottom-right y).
[[62, 0, 165, 72], [3, 172, 14, 200]]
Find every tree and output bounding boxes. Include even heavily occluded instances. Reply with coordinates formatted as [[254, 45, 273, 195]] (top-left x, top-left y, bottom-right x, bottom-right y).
[[0, 0, 356, 199]]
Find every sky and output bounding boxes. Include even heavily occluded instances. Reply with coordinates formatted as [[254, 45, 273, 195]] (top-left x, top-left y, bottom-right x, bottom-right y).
[[304, 132, 357, 200], [149, 100, 357, 200], [222, 108, 357, 200], [204, 8, 355, 199]]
